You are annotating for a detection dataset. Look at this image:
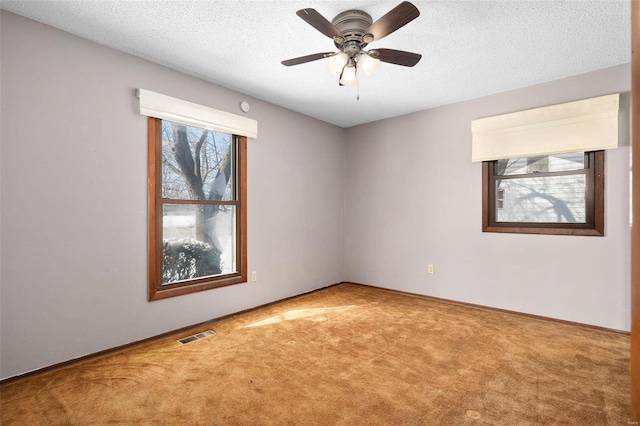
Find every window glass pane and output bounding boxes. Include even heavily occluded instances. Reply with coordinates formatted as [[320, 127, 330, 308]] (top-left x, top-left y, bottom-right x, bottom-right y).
[[497, 152, 585, 176], [548, 152, 585, 172], [161, 121, 233, 201], [162, 204, 237, 285], [496, 174, 586, 223]]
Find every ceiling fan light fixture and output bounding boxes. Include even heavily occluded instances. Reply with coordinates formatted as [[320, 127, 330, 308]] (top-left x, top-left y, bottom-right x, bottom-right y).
[[339, 58, 357, 86], [359, 52, 381, 77], [326, 52, 349, 76]]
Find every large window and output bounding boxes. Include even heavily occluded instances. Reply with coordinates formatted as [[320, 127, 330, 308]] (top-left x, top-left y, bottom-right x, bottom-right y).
[[482, 151, 604, 236], [148, 117, 247, 300]]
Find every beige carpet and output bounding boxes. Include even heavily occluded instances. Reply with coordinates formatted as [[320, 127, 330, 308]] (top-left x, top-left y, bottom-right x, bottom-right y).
[[0, 283, 631, 425]]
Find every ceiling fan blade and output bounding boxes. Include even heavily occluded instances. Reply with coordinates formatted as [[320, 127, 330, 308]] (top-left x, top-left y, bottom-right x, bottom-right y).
[[365, 2, 420, 42], [375, 49, 422, 67], [296, 8, 343, 39], [282, 52, 334, 67]]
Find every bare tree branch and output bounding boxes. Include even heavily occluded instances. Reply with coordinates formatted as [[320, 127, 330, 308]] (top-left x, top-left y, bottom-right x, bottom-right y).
[[194, 131, 208, 183], [172, 124, 205, 200]]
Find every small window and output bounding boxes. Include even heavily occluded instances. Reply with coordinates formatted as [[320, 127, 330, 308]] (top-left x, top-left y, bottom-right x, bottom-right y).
[[482, 151, 604, 236], [148, 118, 247, 300]]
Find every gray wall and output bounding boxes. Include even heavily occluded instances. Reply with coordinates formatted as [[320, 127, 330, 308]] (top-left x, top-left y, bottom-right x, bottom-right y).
[[344, 64, 631, 332], [0, 12, 345, 379]]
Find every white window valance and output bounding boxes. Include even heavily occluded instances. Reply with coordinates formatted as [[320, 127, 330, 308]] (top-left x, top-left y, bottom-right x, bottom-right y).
[[471, 93, 619, 162], [137, 89, 258, 139]]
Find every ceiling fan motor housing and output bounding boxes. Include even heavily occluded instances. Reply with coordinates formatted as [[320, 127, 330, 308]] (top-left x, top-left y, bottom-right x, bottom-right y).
[[331, 10, 373, 54]]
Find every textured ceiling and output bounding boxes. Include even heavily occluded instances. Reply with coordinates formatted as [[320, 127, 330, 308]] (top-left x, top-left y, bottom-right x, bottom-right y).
[[0, 0, 631, 128]]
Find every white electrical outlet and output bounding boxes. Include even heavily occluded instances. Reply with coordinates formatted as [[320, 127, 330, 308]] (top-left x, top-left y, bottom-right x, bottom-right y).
[[428, 264, 434, 274], [251, 271, 257, 282]]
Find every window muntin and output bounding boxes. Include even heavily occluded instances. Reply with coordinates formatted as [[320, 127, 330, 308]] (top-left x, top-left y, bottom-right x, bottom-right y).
[[149, 118, 247, 300], [483, 151, 604, 236]]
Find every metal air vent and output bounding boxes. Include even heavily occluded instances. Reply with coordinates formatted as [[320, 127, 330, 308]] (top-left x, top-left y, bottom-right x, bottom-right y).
[[177, 329, 217, 345]]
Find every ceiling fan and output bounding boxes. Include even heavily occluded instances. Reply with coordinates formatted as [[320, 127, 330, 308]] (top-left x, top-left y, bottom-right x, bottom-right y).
[[281, 1, 422, 87]]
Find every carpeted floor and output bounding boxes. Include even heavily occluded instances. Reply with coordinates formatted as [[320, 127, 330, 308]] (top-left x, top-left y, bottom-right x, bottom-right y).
[[0, 283, 631, 425]]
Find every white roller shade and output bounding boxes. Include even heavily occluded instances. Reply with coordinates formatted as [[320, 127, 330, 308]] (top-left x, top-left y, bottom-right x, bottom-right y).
[[471, 93, 619, 162], [138, 89, 258, 138]]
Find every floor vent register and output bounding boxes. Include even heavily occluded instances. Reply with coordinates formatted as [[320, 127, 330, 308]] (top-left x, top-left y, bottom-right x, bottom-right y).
[[177, 329, 217, 345]]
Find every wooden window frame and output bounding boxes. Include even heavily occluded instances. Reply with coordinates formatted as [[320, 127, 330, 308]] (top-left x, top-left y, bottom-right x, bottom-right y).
[[482, 150, 604, 236], [148, 117, 247, 301]]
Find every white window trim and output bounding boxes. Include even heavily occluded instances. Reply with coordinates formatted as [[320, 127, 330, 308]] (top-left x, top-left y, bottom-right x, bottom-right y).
[[137, 89, 258, 139], [471, 94, 619, 162]]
